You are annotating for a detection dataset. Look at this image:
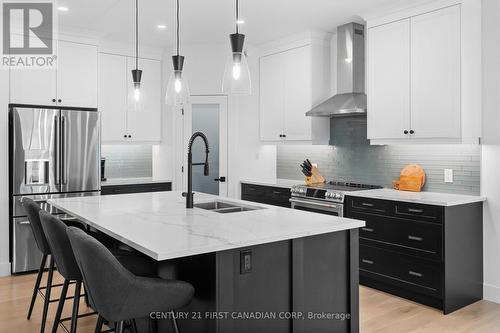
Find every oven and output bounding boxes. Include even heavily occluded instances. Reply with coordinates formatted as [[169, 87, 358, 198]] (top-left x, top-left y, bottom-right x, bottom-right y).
[[290, 198, 343, 217]]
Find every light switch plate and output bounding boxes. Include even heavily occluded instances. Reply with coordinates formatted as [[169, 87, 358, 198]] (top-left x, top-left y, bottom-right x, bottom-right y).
[[444, 169, 454, 183]]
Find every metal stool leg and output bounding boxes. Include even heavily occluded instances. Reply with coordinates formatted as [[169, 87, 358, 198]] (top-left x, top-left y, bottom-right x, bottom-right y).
[[40, 255, 55, 333], [70, 280, 82, 333], [51, 279, 70, 333], [171, 311, 180, 333], [94, 315, 104, 333], [27, 254, 47, 319], [115, 321, 124, 333]]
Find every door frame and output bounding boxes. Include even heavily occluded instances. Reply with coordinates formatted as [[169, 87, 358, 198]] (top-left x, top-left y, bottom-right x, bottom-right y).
[[178, 95, 228, 197]]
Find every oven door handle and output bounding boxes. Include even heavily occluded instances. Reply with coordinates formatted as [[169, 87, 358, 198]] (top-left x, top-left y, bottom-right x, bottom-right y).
[[289, 198, 343, 211]]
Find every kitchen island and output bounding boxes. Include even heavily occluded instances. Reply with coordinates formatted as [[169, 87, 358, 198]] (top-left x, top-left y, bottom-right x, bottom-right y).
[[49, 191, 364, 333]]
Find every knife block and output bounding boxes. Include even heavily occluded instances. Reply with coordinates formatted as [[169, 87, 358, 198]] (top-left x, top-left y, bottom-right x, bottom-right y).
[[305, 166, 325, 186]]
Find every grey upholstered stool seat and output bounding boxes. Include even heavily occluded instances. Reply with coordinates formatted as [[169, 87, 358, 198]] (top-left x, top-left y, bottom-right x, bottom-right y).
[[67, 227, 194, 333]]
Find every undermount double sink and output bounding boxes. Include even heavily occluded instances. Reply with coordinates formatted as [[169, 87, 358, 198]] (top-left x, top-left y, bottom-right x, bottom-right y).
[[194, 200, 264, 214]]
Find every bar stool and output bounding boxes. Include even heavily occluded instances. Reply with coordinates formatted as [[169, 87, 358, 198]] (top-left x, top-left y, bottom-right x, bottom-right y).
[[67, 227, 195, 333], [23, 198, 60, 333]]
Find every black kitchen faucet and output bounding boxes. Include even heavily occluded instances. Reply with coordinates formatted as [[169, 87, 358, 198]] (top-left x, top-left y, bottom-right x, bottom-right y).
[[182, 132, 210, 208]]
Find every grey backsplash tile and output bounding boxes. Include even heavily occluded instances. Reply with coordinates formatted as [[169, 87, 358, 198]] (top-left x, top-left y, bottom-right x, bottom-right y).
[[101, 145, 152, 179], [277, 119, 481, 195]]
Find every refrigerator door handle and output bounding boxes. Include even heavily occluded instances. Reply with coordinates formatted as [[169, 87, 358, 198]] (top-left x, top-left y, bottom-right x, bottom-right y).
[[54, 116, 60, 185], [61, 115, 67, 185]]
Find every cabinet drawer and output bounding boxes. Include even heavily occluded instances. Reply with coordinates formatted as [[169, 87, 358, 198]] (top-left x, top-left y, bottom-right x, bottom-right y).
[[394, 202, 443, 224], [266, 187, 291, 207], [101, 182, 171, 195], [241, 184, 266, 198], [348, 197, 391, 215], [241, 184, 291, 208], [353, 212, 442, 261], [360, 245, 441, 297]]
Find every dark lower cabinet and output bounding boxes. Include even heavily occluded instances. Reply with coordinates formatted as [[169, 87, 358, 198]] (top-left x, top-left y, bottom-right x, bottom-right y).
[[345, 196, 483, 314], [101, 182, 172, 195], [241, 183, 291, 208]]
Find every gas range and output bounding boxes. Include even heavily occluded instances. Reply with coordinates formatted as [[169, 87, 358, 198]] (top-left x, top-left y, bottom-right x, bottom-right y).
[[291, 181, 382, 205]]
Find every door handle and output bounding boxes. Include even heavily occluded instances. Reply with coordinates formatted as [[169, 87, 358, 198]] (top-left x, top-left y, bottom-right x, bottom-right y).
[[54, 116, 60, 185], [61, 116, 67, 185], [214, 177, 226, 182]]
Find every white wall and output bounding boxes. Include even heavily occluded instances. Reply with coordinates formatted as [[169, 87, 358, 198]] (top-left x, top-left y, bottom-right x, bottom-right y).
[[481, 0, 500, 303], [156, 42, 276, 199], [0, 69, 10, 276]]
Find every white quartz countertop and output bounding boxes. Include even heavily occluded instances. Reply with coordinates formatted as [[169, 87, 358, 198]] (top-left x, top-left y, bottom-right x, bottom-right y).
[[101, 177, 172, 186], [346, 188, 486, 207], [240, 179, 303, 189], [48, 191, 364, 261]]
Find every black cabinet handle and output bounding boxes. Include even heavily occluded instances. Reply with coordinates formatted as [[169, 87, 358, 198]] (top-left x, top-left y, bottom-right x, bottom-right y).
[[283, 134, 286, 138], [408, 270, 423, 277], [128, 135, 131, 138], [404, 130, 409, 134], [408, 235, 423, 241], [52, 98, 56, 102], [410, 130, 415, 134], [361, 203, 374, 207], [273, 191, 282, 195], [124, 135, 127, 138], [362, 227, 374, 232], [58, 99, 62, 103], [214, 177, 226, 182], [361, 259, 374, 265], [407, 208, 424, 214]]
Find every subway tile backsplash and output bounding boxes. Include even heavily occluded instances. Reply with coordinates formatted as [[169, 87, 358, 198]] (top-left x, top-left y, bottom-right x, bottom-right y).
[[101, 145, 153, 179], [277, 144, 481, 195]]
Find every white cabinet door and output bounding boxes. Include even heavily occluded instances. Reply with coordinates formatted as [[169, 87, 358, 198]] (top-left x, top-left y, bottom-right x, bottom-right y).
[[260, 53, 285, 141], [126, 57, 161, 142], [98, 53, 128, 142], [9, 36, 57, 105], [57, 41, 97, 108], [367, 19, 411, 140], [283, 45, 312, 141], [410, 5, 461, 139]]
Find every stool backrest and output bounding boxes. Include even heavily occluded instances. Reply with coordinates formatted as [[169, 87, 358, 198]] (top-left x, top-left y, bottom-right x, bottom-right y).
[[39, 211, 82, 281], [22, 198, 51, 255], [67, 227, 135, 320]]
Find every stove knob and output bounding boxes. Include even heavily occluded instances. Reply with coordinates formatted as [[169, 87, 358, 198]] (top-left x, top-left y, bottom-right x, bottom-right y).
[[335, 193, 343, 200]]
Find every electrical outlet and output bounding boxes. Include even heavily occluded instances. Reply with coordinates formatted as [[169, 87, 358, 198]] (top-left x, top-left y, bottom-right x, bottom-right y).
[[444, 169, 454, 183], [240, 250, 252, 274]]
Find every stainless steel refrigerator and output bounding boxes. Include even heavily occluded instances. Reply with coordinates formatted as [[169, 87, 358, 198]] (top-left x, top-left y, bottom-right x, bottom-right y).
[[9, 104, 100, 273]]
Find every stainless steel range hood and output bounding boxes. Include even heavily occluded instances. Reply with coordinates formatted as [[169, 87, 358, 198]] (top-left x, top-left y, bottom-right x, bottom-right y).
[[306, 23, 366, 117]]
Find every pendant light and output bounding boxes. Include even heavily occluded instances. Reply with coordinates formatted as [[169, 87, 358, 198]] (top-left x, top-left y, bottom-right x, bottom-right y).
[[166, 0, 189, 106], [222, 0, 251, 95], [131, 0, 144, 111]]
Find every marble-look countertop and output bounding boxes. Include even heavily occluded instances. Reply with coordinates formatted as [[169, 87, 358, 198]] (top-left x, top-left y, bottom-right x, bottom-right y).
[[346, 188, 486, 207], [240, 178, 304, 189], [48, 191, 364, 261], [101, 177, 172, 186]]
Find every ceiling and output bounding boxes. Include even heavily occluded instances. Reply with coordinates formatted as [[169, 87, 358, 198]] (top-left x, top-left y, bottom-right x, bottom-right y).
[[58, 0, 418, 48]]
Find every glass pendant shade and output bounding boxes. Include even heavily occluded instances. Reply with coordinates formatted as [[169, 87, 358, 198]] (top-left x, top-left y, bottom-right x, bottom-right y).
[[166, 55, 189, 106], [130, 69, 144, 111], [222, 50, 251, 94]]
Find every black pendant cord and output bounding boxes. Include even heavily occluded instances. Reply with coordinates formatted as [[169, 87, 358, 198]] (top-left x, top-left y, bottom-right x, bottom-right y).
[[235, 0, 239, 33], [176, 0, 180, 56], [135, 0, 138, 70]]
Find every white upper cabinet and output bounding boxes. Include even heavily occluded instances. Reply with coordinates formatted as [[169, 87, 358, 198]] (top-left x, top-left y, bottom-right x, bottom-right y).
[[260, 44, 315, 142], [283, 45, 312, 141], [10, 40, 97, 108], [367, 19, 411, 140], [126, 57, 161, 142], [57, 41, 98, 108], [367, 4, 478, 144], [98, 53, 128, 142], [10, 38, 57, 106], [98, 53, 162, 143], [260, 52, 285, 141], [410, 6, 461, 139]]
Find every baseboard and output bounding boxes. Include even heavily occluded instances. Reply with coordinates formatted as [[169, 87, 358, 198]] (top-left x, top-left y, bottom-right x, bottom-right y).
[[484, 283, 500, 304], [0, 262, 11, 277]]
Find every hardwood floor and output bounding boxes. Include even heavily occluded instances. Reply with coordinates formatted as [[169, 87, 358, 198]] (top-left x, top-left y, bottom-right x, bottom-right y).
[[1, 272, 500, 332]]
